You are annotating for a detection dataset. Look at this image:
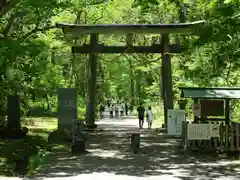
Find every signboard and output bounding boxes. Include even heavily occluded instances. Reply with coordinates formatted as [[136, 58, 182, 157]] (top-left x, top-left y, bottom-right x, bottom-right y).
[[200, 100, 224, 116], [210, 124, 220, 137], [167, 109, 185, 135], [192, 103, 201, 117], [187, 123, 220, 140], [187, 124, 211, 140]]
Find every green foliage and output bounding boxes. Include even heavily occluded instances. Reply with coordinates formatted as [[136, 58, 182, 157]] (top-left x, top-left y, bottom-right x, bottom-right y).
[[0, 0, 240, 123], [1, 135, 51, 175], [133, 0, 159, 11]]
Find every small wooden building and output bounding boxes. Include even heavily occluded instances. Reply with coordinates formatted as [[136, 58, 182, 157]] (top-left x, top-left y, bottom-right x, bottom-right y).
[[178, 87, 240, 152]]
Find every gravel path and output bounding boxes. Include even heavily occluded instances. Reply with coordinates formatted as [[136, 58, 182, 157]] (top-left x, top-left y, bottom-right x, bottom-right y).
[[1, 117, 240, 180]]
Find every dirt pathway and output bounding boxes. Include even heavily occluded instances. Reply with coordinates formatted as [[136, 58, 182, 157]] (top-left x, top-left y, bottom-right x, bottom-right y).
[[3, 117, 240, 180]]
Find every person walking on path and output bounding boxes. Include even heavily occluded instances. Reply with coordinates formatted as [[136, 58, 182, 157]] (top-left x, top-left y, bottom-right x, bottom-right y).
[[146, 106, 153, 129], [120, 103, 124, 117], [125, 103, 128, 116], [109, 104, 114, 118], [115, 103, 119, 118], [137, 102, 145, 128], [99, 104, 105, 119]]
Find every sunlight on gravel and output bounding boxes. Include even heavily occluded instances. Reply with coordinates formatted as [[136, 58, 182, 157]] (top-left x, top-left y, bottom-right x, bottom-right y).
[[88, 149, 127, 159], [39, 172, 186, 180], [35, 172, 240, 180], [1, 118, 239, 180]]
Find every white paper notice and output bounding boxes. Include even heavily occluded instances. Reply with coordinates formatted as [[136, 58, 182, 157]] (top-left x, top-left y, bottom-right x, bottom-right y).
[[187, 124, 211, 140], [167, 109, 186, 135]]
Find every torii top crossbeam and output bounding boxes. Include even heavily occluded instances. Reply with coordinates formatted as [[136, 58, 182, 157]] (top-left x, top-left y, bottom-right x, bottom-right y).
[[56, 20, 205, 35]]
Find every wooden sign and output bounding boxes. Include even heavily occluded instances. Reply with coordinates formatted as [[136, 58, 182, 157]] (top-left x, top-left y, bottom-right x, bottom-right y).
[[192, 103, 201, 117], [200, 99, 224, 116], [167, 109, 186, 135], [187, 124, 211, 140]]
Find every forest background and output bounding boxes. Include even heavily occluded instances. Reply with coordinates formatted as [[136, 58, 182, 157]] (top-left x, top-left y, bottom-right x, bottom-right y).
[[0, 0, 240, 124]]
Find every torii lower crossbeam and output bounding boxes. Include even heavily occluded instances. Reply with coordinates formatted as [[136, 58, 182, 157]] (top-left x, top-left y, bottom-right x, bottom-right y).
[[72, 44, 183, 54]]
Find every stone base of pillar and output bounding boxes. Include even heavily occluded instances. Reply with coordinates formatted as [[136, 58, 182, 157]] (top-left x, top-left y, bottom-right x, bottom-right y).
[[48, 124, 72, 143], [0, 127, 27, 139], [71, 140, 86, 154], [84, 124, 97, 132]]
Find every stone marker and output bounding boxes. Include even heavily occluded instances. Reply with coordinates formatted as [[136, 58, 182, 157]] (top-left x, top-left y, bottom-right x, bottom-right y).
[[7, 95, 21, 130], [57, 88, 77, 130], [48, 88, 78, 143], [71, 120, 86, 154], [2, 95, 27, 139]]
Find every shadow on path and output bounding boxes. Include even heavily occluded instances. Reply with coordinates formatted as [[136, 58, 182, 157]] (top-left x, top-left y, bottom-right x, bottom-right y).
[[32, 118, 240, 180]]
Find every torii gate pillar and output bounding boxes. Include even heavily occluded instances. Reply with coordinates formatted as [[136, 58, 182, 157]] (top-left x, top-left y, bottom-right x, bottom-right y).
[[161, 33, 173, 128]]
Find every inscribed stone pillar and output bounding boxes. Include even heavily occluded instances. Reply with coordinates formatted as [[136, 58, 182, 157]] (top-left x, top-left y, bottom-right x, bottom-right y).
[[57, 88, 77, 130]]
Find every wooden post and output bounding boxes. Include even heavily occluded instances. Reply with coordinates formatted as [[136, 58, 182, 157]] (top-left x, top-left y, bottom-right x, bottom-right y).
[[85, 34, 99, 129], [220, 122, 224, 149], [236, 123, 239, 149], [131, 132, 140, 153], [161, 34, 173, 129], [182, 121, 188, 150], [225, 125, 229, 150], [230, 124, 234, 150], [193, 98, 198, 122], [225, 99, 230, 125]]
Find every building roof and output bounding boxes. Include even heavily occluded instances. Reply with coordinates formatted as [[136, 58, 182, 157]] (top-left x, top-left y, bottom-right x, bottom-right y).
[[56, 20, 205, 35], [179, 87, 240, 99]]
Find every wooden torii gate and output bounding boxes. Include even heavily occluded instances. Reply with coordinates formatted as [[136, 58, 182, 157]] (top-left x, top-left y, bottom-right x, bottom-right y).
[[56, 21, 205, 129]]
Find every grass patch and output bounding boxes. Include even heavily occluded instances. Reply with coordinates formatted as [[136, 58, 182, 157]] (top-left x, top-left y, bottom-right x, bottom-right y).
[[22, 117, 57, 139], [0, 117, 58, 177], [152, 102, 164, 128]]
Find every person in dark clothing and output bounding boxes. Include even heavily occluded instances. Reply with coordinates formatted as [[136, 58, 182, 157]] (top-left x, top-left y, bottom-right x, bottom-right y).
[[115, 104, 119, 118], [107, 100, 111, 108], [137, 103, 145, 128], [120, 103, 124, 117], [99, 104, 105, 119], [109, 104, 114, 118], [125, 103, 128, 116]]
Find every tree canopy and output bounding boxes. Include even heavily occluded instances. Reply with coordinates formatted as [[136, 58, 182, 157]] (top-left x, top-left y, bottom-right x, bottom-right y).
[[0, 0, 240, 120]]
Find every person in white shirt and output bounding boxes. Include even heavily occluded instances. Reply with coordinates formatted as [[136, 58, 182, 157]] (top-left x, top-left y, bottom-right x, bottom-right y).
[[146, 106, 153, 129], [115, 104, 119, 118]]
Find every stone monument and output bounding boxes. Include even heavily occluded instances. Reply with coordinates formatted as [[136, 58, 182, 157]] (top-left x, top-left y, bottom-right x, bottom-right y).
[[48, 88, 78, 143], [57, 88, 77, 130]]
